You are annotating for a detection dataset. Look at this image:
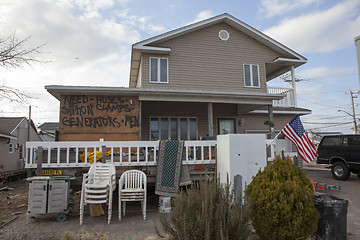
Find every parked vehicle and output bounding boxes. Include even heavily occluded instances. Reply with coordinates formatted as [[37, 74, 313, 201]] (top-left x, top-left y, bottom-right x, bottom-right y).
[[317, 134, 360, 180]]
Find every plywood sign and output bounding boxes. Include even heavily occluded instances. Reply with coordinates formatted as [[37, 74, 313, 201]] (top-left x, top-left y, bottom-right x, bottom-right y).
[[59, 95, 139, 134]]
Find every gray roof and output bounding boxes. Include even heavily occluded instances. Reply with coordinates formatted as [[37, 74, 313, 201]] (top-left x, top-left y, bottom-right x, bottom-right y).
[[0, 117, 25, 136], [38, 122, 59, 131]]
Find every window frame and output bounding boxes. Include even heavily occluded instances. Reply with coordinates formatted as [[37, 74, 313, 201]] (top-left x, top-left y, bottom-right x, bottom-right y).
[[149, 57, 169, 83], [9, 142, 15, 154], [243, 64, 260, 88], [217, 118, 237, 135], [149, 116, 197, 140]]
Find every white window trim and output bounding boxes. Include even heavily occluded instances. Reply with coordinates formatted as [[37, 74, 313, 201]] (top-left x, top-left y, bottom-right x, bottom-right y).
[[243, 64, 260, 88], [9, 142, 15, 154], [149, 57, 169, 83], [149, 116, 197, 140]]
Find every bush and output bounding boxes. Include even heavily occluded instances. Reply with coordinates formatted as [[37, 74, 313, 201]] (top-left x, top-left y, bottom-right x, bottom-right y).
[[245, 156, 319, 240], [158, 177, 250, 240]]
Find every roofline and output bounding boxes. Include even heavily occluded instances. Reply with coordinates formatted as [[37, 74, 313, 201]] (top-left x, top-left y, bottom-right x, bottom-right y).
[[130, 13, 307, 87], [45, 85, 285, 105], [10, 117, 26, 135], [133, 13, 307, 62], [250, 109, 311, 116], [0, 133, 17, 140]]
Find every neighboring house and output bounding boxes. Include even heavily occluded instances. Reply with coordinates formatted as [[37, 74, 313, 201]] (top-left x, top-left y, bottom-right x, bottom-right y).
[[38, 122, 59, 141], [45, 13, 311, 142], [0, 117, 41, 171]]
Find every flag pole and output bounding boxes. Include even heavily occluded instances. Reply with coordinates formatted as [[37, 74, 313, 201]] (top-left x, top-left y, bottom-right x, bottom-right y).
[[267, 131, 282, 146]]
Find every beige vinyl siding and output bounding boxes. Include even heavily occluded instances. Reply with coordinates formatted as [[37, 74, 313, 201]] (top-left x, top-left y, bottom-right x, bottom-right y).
[[140, 22, 280, 93], [237, 114, 295, 134]]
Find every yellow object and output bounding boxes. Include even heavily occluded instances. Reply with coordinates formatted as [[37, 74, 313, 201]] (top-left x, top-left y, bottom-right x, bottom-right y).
[[91, 204, 104, 216], [79, 150, 112, 163]]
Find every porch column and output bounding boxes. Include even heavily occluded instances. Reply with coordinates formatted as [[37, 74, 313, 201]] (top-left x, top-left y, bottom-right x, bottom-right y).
[[208, 102, 214, 137], [291, 66, 297, 107], [268, 104, 274, 139], [138, 100, 142, 140]]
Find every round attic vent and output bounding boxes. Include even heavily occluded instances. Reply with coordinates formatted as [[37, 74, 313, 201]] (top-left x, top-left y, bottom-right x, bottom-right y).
[[219, 30, 229, 41]]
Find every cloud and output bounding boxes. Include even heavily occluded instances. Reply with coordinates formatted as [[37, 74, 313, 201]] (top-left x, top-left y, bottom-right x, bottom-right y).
[[297, 67, 358, 80], [193, 10, 214, 23], [0, 0, 166, 124], [264, 0, 360, 53], [259, 0, 319, 18]]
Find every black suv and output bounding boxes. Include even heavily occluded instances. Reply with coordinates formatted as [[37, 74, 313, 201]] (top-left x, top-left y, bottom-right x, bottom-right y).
[[317, 134, 360, 180]]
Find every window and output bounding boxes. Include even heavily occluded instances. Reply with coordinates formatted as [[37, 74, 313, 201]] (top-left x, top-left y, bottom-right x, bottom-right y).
[[244, 64, 260, 87], [9, 143, 15, 153], [150, 57, 168, 83], [19, 145, 24, 159], [150, 117, 197, 140]]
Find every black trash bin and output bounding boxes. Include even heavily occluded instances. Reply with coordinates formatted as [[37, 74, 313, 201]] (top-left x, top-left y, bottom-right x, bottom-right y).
[[314, 193, 349, 240]]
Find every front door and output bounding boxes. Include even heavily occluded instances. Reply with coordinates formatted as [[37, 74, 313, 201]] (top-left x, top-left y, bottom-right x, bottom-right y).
[[218, 118, 236, 135]]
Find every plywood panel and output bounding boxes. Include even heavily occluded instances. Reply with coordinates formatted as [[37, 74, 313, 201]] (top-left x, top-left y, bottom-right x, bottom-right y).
[[59, 133, 138, 142], [59, 95, 139, 135]]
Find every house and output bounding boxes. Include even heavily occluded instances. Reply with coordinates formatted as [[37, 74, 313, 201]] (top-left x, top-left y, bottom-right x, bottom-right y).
[[45, 13, 310, 143], [0, 117, 41, 172], [38, 122, 59, 141]]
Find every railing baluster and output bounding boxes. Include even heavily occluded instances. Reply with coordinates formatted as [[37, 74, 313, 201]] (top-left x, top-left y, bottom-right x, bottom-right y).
[[85, 147, 88, 164], [76, 147, 79, 165], [48, 147, 51, 165], [201, 145, 204, 161], [137, 147, 139, 163], [66, 147, 70, 166], [57, 147, 60, 165]]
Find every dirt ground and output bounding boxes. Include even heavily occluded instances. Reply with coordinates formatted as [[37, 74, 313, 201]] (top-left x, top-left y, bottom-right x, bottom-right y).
[[0, 168, 359, 239], [0, 180, 28, 228]]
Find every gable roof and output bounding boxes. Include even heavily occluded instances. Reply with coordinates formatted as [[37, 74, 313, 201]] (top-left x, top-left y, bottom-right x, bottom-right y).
[[130, 13, 307, 87], [0, 117, 25, 137], [0, 117, 37, 139]]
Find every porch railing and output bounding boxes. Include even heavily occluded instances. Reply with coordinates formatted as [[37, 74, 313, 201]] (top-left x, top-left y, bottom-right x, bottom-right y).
[[268, 87, 296, 107], [25, 140, 217, 168]]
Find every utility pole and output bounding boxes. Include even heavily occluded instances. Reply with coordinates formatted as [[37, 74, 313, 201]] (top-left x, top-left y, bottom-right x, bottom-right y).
[[347, 91, 358, 133]]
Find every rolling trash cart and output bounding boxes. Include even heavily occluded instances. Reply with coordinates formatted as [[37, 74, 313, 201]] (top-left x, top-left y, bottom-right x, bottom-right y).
[[26, 176, 75, 223]]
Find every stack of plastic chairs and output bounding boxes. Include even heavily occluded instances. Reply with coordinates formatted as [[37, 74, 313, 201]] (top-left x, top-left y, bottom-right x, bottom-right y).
[[80, 163, 116, 225]]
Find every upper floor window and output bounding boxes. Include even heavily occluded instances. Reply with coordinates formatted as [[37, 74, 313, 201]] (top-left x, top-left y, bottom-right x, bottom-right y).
[[150, 57, 168, 83], [244, 64, 260, 87]]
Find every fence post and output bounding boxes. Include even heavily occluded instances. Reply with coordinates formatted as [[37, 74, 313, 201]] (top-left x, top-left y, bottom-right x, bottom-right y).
[[233, 174, 243, 204], [102, 146, 106, 163], [36, 147, 43, 176]]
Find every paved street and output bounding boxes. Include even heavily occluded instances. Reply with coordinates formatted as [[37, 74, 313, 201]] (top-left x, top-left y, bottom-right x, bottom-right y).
[[304, 167, 360, 240]]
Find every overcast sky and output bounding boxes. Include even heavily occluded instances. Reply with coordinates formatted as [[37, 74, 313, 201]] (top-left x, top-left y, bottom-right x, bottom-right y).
[[0, 0, 359, 133]]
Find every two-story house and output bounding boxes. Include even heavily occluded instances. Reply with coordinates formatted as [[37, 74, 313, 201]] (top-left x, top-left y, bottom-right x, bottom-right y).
[[46, 13, 310, 143]]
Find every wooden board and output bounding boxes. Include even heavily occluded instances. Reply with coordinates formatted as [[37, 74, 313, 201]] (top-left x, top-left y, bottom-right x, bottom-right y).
[[59, 95, 139, 135]]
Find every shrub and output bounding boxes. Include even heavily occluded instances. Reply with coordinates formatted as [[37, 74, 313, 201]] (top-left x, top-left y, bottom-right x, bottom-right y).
[[158, 177, 251, 240], [245, 156, 319, 240]]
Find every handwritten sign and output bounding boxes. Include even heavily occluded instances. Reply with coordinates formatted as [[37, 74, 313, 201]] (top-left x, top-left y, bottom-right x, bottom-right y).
[[59, 95, 139, 134]]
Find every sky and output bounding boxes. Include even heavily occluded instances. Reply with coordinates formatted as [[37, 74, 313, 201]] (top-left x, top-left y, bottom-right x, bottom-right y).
[[0, 0, 359, 134]]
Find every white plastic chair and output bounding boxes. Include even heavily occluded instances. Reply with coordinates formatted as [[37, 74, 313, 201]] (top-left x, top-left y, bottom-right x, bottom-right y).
[[118, 170, 147, 221], [80, 163, 116, 225]]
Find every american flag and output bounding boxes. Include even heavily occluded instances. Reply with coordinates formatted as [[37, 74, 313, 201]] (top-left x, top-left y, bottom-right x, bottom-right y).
[[281, 115, 318, 163]]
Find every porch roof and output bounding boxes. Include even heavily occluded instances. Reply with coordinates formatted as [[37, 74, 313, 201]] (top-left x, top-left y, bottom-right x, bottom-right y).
[[45, 85, 284, 106]]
